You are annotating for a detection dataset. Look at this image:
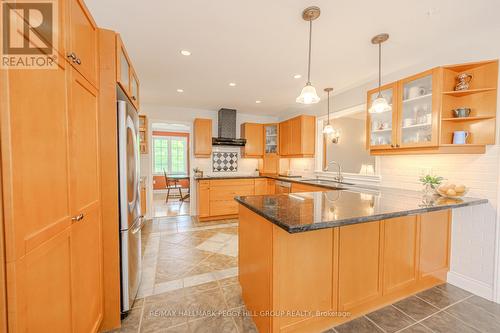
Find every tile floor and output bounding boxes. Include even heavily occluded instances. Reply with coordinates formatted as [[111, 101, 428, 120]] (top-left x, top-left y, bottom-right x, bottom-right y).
[[114, 216, 500, 333], [152, 192, 190, 218]]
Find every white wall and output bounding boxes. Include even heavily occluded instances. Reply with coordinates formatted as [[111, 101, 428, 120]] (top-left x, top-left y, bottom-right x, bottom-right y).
[[139, 104, 277, 217]]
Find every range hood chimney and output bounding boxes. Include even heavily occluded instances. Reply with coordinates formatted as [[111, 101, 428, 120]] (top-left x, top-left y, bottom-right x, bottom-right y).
[[212, 108, 247, 146]]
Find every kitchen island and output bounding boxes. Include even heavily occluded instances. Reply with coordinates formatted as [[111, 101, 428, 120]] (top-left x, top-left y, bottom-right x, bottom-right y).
[[235, 188, 487, 333]]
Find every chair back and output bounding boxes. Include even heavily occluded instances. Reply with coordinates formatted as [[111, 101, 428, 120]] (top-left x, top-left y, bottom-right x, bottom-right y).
[[163, 169, 169, 185]]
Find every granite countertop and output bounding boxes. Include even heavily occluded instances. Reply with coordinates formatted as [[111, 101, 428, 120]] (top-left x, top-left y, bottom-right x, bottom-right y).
[[235, 187, 488, 233], [194, 175, 267, 180]]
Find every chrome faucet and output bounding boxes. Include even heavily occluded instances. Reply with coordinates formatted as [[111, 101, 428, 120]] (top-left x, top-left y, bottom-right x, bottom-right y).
[[323, 160, 344, 183]]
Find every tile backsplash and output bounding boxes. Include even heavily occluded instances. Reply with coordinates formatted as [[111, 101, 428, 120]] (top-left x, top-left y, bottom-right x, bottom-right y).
[[212, 152, 238, 172]]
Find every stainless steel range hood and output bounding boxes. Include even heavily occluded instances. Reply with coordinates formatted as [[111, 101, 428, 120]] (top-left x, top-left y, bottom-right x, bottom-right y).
[[212, 108, 247, 146]]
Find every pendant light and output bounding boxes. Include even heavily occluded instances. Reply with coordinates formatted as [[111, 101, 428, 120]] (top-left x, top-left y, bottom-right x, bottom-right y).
[[369, 33, 391, 113], [323, 88, 341, 143], [323, 88, 334, 134], [296, 6, 321, 104]]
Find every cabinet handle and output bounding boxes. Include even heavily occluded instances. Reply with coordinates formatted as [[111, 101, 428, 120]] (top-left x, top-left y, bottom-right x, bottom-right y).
[[75, 57, 81, 65], [72, 213, 84, 222], [67, 52, 76, 60], [132, 96, 137, 101], [396, 144, 400, 148], [390, 144, 394, 148]]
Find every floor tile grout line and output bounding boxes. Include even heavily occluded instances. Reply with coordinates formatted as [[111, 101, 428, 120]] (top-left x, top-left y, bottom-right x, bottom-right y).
[[442, 296, 491, 333], [395, 296, 478, 333], [363, 314, 388, 333], [388, 304, 420, 331], [461, 295, 500, 320]]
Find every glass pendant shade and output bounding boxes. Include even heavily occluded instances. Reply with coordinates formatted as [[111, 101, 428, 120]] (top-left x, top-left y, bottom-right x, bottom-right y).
[[296, 83, 320, 104], [323, 123, 334, 134], [369, 94, 391, 113]]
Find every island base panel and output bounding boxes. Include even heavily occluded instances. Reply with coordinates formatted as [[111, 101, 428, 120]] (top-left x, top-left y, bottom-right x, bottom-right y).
[[238, 205, 451, 333]]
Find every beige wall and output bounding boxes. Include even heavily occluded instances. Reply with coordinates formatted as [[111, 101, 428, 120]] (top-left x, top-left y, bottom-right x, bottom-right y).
[[325, 117, 375, 174]]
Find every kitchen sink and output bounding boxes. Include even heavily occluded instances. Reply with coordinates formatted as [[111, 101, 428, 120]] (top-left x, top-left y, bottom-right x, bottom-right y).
[[301, 179, 354, 186]]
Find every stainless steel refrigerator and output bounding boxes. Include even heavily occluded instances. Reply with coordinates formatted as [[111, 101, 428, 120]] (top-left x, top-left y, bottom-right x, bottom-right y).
[[117, 99, 144, 314]]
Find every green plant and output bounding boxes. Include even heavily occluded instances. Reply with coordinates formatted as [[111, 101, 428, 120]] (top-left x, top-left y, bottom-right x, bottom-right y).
[[419, 174, 444, 189]]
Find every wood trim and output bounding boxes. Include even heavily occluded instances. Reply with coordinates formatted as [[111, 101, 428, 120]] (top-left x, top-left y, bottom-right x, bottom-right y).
[[370, 145, 486, 155], [97, 28, 121, 331], [366, 82, 399, 150], [0, 69, 8, 330]]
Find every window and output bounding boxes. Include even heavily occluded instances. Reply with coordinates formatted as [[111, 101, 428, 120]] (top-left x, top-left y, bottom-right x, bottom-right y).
[[153, 135, 188, 175]]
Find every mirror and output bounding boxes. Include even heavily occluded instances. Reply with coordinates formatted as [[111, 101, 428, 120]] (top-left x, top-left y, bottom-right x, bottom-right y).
[[323, 110, 376, 175]]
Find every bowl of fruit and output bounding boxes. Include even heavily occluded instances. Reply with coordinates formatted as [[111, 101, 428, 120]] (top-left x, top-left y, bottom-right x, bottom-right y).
[[436, 183, 468, 199]]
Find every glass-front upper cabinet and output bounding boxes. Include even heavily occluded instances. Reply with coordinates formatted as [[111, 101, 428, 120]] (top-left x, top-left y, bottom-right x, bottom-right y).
[[398, 68, 439, 148], [264, 124, 278, 154], [367, 83, 398, 150]]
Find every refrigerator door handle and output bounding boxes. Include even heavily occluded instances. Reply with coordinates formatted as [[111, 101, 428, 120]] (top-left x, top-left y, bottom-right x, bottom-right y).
[[131, 216, 145, 234]]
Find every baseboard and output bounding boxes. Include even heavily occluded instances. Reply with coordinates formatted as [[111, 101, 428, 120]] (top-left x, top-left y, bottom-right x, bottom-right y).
[[447, 271, 495, 301]]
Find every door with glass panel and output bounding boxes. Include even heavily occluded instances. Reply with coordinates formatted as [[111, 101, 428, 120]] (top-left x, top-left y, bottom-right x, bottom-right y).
[[367, 83, 398, 150], [397, 69, 440, 148]]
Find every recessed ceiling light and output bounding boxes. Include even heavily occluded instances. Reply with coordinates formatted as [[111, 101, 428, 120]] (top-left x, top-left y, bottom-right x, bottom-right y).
[[255, 100, 262, 104], [180, 50, 191, 56], [176, 89, 184, 93], [293, 74, 302, 79], [229, 82, 236, 87]]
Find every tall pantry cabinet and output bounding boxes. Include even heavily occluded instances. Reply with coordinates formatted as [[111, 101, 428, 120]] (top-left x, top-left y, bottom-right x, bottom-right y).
[[0, 0, 103, 332]]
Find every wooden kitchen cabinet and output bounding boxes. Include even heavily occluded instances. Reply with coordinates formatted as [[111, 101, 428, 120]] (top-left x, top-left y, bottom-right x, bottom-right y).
[[254, 179, 268, 195], [368, 60, 498, 155], [338, 221, 383, 312], [67, 68, 103, 333], [194, 118, 212, 157], [290, 182, 326, 193], [262, 124, 280, 174], [241, 123, 264, 157], [67, 0, 99, 87], [279, 115, 316, 157], [197, 181, 210, 218], [139, 115, 148, 154], [383, 216, 418, 295], [419, 210, 451, 282], [116, 34, 140, 109]]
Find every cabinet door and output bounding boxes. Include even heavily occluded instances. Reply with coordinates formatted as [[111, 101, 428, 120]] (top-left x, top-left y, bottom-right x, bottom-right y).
[[419, 210, 451, 281], [67, 68, 103, 332], [300, 116, 316, 156], [3, 59, 71, 260], [264, 124, 279, 154], [367, 83, 398, 150], [67, 0, 98, 87], [242, 123, 264, 157], [279, 121, 289, 156], [254, 179, 267, 195], [197, 181, 210, 217], [116, 34, 130, 94], [338, 221, 383, 311], [130, 69, 140, 109], [13, 230, 73, 332], [398, 68, 440, 148], [383, 216, 418, 295], [266, 180, 276, 195], [262, 153, 279, 174], [289, 117, 302, 155], [194, 118, 212, 157]]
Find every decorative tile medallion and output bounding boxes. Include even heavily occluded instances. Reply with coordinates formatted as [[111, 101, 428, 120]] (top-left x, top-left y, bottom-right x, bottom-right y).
[[212, 152, 238, 172]]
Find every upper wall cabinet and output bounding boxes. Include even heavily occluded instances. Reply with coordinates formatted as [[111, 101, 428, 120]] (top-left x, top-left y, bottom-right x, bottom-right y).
[[67, 0, 98, 88], [279, 115, 316, 157], [241, 123, 264, 158], [194, 118, 212, 157], [116, 34, 140, 110], [367, 60, 498, 155]]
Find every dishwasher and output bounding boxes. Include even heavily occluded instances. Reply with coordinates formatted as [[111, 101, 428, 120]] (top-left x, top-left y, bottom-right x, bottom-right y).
[[275, 180, 292, 194]]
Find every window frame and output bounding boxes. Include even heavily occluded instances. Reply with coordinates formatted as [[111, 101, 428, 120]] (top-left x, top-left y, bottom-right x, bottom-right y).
[[152, 134, 188, 176]]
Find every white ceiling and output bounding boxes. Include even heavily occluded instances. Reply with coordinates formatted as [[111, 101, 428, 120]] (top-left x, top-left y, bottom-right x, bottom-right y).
[[86, 0, 500, 116]]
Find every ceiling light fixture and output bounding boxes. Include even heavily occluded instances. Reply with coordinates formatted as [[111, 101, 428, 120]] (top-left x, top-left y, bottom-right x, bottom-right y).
[[229, 82, 236, 87], [323, 88, 341, 143], [293, 74, 302, 79], [176, 89, 184, 93], [369, 33, 391, 114], [296, 6, 321, 105], [180, 50, 191, 56], [255, 100, 262, 104]]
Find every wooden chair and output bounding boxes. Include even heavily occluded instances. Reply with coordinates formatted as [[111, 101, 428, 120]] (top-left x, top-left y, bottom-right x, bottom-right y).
[[163, 169, 183, 202]]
